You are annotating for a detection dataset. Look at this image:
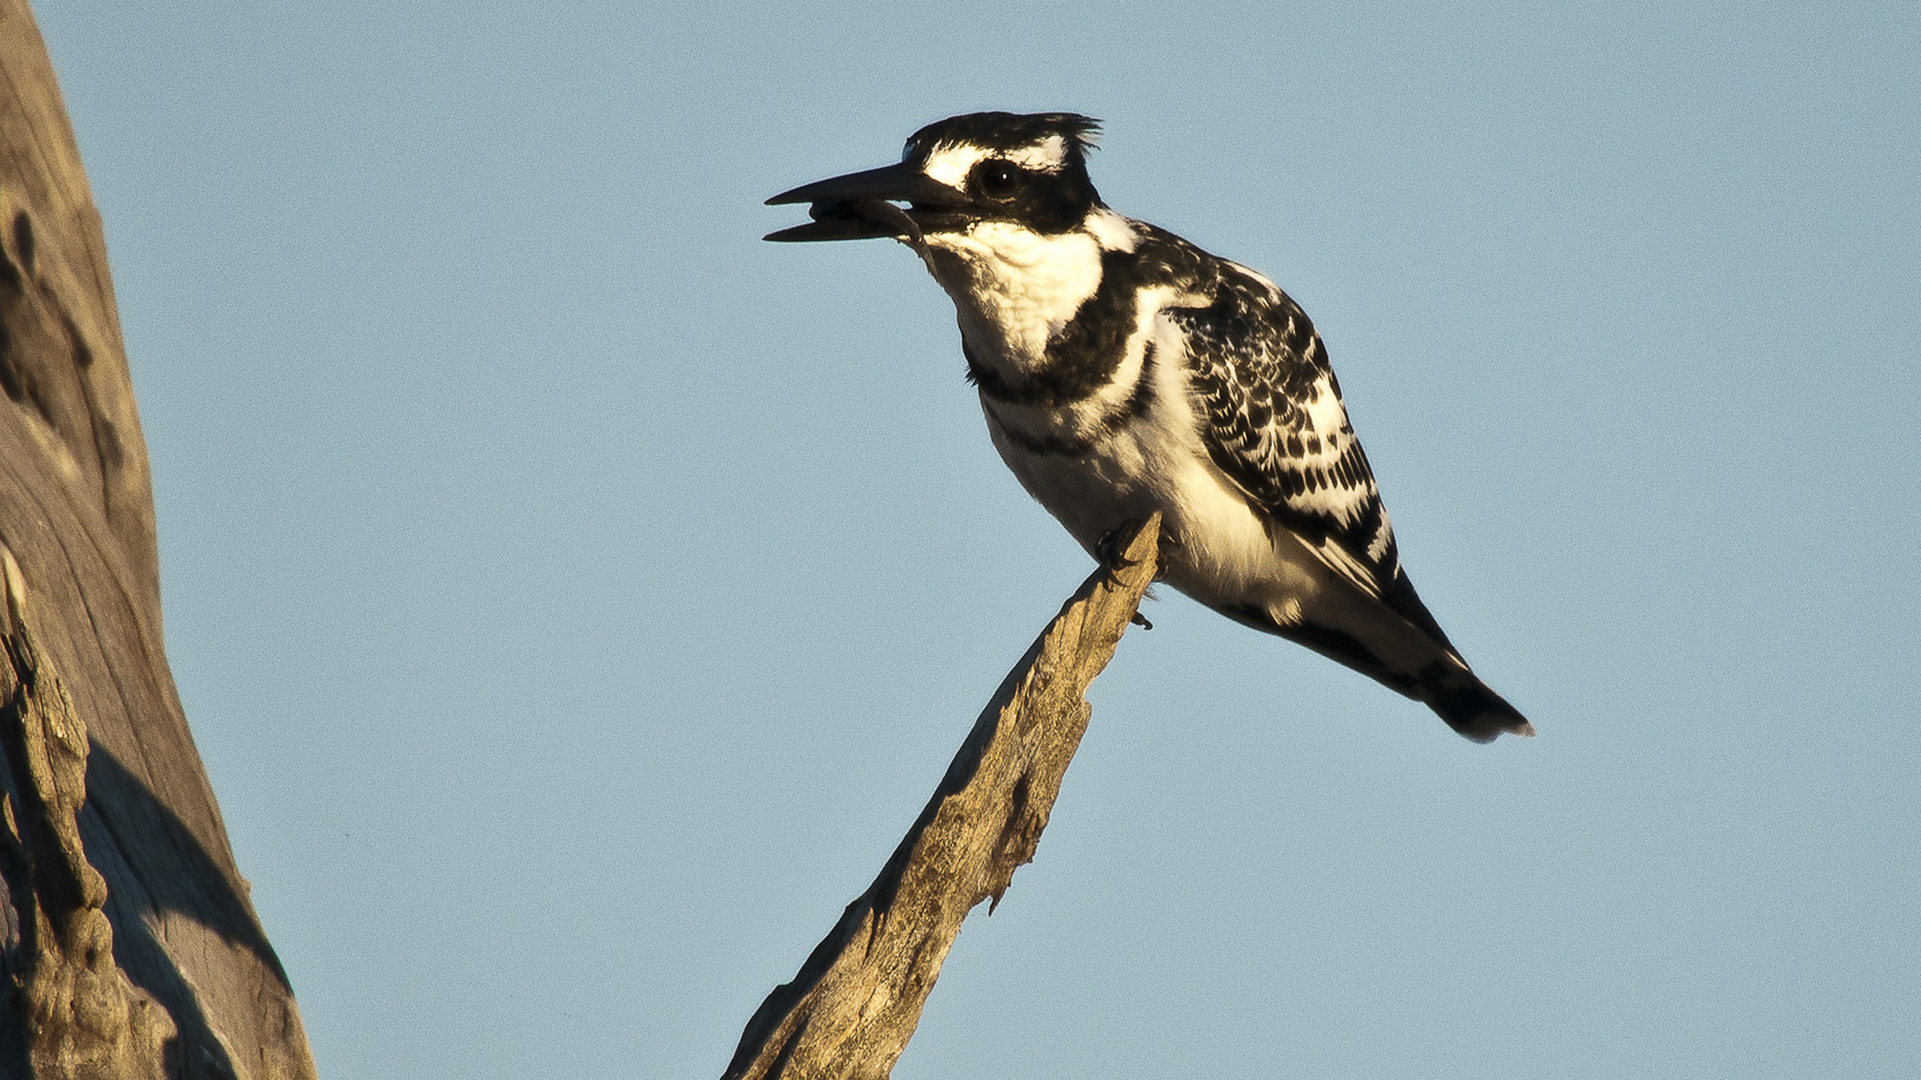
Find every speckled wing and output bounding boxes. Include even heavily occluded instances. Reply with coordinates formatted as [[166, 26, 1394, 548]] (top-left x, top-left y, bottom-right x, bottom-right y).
[[1168, 264, 1453, 646]]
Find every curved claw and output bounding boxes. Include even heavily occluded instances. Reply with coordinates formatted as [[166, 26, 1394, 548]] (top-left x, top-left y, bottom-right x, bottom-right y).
[[1094, 521, 1145, 572]]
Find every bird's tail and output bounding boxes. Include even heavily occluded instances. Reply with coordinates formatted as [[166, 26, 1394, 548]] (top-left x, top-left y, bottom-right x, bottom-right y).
[[1238, 603, 1534, 742], [1413, 660, 1534, 743], [1219, 587, 1534, 742]]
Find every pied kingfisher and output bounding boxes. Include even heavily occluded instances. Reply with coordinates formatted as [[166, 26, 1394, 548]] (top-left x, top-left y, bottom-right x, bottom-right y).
[[767, 112, 1531, 742]]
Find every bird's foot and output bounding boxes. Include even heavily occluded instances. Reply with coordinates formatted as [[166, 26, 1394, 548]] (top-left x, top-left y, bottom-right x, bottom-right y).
[[1097, 517, 1179, 587], [1097, 525, 1156, 628], [1095, 520, 1148, 576]]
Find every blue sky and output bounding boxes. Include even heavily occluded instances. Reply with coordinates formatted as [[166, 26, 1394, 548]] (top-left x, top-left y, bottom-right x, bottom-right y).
[[32, 2, 1919, 1077]]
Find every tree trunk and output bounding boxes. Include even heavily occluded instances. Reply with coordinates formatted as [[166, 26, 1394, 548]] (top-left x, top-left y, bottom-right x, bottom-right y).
[[0, 3, 318, 1076]]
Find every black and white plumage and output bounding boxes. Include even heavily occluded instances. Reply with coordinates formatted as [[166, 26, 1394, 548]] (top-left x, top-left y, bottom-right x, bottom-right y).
[[768, 112, 1532, 742]]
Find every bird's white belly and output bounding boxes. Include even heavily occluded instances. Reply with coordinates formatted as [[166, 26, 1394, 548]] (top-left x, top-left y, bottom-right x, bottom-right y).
[[986, 407, 1328, 621]]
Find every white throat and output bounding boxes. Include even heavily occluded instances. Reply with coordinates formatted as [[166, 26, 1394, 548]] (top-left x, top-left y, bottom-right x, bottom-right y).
[[917, 223, 1103, 372], [913, 216, 1126, 377]]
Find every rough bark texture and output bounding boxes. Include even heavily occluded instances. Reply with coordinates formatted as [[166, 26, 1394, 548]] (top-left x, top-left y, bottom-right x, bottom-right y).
[[2, 552, 175, 1079], [0, 4, 317, 1077], [723, 514, 1162, 1080]]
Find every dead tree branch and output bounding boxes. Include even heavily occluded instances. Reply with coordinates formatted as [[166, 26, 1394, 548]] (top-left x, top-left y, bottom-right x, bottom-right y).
[[723, 513, 1162, 1080]]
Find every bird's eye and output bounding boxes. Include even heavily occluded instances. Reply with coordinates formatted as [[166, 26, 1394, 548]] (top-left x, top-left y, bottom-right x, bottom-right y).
[[976, 161, 1020, 199]]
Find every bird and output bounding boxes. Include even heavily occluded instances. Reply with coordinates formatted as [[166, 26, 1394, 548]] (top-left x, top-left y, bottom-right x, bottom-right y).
[[765, 112, 1532, 742]]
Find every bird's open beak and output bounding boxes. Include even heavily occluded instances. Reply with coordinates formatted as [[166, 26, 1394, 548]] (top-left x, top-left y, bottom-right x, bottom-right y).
[[764, 162, 973, 243]]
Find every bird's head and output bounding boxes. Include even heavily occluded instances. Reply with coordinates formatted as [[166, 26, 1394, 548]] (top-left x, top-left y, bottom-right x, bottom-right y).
[[766, 112, 1106, 245]]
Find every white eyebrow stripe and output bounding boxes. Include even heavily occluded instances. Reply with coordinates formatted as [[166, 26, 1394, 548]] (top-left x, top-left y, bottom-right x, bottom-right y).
[[1003, 135, 1067, 171], [921, 135, 1070, 188], [922, 145, 990, 188]]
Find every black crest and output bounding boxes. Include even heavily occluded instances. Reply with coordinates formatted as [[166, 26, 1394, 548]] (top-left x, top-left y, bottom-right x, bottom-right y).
[[902, 112, 1102, 165]]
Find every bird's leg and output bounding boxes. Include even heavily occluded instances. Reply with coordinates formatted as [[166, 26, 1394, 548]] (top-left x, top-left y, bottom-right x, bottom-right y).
[[1094, 519, 1147, 575], [1097, 519, 1183, 575], [1096, 519, 1168, 631]]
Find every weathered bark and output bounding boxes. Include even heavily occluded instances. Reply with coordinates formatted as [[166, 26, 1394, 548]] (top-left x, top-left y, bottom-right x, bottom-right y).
[[723, 514, 1162, 1080], [0, 3, 317, 1077], [2, 552, 175, 1079]]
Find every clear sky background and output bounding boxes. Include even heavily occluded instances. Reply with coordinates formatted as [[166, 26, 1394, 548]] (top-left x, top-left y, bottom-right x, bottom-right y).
[[30, 2, 1919, 1077]]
